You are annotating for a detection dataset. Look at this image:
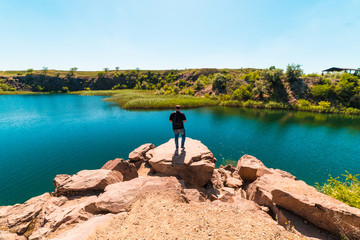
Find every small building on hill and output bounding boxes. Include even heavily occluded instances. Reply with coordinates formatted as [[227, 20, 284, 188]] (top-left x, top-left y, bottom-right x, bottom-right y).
[[322, 67, 360, 75]]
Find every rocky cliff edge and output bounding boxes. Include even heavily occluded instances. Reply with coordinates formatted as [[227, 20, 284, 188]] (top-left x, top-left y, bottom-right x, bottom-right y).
[[1, 138, 359, 240]]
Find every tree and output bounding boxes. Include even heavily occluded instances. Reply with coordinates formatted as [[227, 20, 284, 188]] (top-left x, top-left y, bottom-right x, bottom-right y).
[[115, 67, 120, 72], [42, 67, 48, 75], [335, 79, 355, 101], [103, 68, 109, 73], [26, 69, 34, 76], [286, 64, 303, 82], [261, 68, 283, 83], [68, 67, 78, 77], [212, 73, 229, 93]]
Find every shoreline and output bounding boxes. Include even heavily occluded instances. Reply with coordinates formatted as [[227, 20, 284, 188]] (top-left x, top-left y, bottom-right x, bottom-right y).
[[0, 139, 359, 239], [2, 90, 360, 116]]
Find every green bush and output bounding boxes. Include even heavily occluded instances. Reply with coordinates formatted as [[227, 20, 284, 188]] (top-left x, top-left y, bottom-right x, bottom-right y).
[[9, 87, 16, 91], [349, 94, 360, 109], [155, 89, 165, 95], [340, 73, 358, 83], [140, 81, 149, 90], [194, 78, 205, 90], [261, 68, 283, 83], [243, 71, 260, 83], [219, 94, 231, 101], [311, 84, 332, 100], [178, 79, 187, 89], [84, 87, 91, 91], [212, 73, 229, 93], [343, 107, 360, 115], [232, 86, 253, 101], [318, 101, 331, 109], [243, 100, 264, 108], [286, 64, 303, 82], [198, 75, 211, 85], [307, 73, 320, 78], [183, 88, 194, 95], [335, 79, 355, 101], [61, 86, 69, 93], [296, 99, 312, 111], [0, 83, 10, 91], [26, 69, 34, 76], [173, 86, 180, 94], [97, 71, 106, 78], [316, 171, 360, 209], [264, 101, 290, 109], [35, 85, 44, 92], [252, 79, 271, 100]]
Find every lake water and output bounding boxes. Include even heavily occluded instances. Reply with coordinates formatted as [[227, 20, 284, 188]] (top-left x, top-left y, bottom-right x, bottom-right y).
[[1, 94, 360, 205]]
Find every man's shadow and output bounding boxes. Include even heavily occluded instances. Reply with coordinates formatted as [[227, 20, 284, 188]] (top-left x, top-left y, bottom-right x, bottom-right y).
[[172, 148, 186, 165]]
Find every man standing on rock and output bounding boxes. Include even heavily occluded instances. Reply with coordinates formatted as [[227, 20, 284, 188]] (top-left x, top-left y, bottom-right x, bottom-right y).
[[169, 105, 186, 149]]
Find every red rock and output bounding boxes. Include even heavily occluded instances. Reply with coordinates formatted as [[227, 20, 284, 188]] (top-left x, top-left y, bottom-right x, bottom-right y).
[[101, 158, 138, 181], [30, 195, 97, 239], [236, 154, 268, 182], [148, 138, 216, 186], [183, 189, 206, 202], [53, 169, 123, 196], [0, 231, 26, 240], [225, 177, 243, 188], [211, 169, 224, 189], [0, 193, 51, 234], [49, 213, 116, 240], [128, 143, 154, 161], [247, 172, 360, 239]]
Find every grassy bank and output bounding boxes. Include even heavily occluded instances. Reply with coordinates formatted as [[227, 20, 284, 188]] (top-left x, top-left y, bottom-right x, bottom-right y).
[[221, 99, 360, 115], [316, 171, 360, 209], [77, 90, 218, 109], [0, 91, 44, 95]]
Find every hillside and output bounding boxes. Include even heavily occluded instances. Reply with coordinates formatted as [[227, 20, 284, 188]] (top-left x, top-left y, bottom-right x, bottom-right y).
[[1, 66, 360, 114]]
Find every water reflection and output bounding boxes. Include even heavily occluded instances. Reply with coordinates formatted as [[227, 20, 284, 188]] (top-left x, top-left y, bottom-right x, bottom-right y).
[[207, 106, 360, 133]]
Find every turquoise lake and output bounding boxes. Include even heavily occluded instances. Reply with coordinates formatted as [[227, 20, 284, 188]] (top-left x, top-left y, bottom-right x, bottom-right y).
[[1, 94, 360, 206]]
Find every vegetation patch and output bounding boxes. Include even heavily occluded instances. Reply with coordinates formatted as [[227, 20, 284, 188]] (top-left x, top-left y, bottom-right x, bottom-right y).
[[316, 171, 360, 209], [79, 90, 218, 109]]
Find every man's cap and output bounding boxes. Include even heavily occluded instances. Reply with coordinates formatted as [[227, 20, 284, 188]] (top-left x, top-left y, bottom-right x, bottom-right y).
[[175, 105, 181, 109]]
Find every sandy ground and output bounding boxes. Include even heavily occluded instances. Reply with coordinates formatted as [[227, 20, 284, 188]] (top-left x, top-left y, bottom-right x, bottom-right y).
[[88, 192, 308, 240]]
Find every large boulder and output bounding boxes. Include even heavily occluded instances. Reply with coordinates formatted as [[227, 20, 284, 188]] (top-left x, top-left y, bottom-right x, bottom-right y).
[[225, 177, 243, 188], [236, 155, 269, 182], [0, 231, 26, 240], [128, 143, 154, 161], [90, 176, 183, 214], [29, 195, 97, 239], [49, 214, 116, 240], [147, 138, 216, 186], [0, 193, 51, 235], [247, 171, 360, 239], [101, 158, 138, 181], [53, 169, 123, 196]]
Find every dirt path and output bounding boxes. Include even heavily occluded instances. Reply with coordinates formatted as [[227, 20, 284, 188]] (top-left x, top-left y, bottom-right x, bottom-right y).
[[88, 192, 307, 240]]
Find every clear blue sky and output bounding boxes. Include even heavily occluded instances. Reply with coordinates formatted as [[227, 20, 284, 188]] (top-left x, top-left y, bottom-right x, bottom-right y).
[[1, 0, 359, 73]]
